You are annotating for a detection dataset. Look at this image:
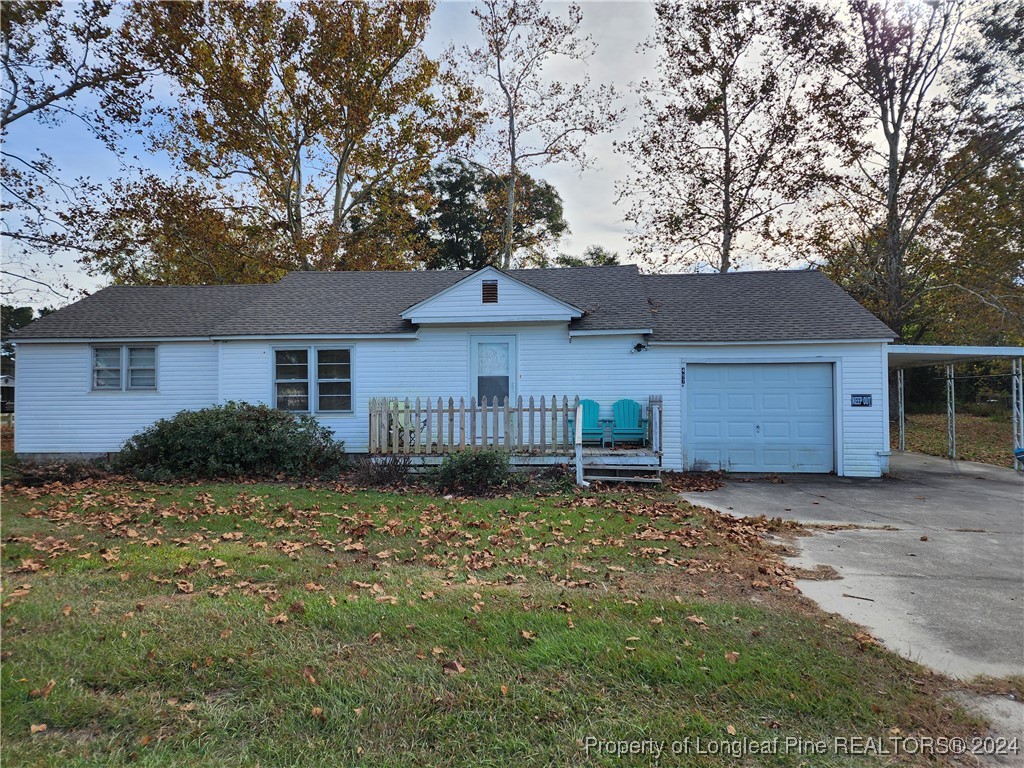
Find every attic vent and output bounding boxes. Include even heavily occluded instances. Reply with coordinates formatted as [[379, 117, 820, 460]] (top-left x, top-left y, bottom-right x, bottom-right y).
[[482, 280, 498, 303]]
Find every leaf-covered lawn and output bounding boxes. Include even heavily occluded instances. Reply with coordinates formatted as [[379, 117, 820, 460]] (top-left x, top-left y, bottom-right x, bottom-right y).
[[1, 478, 985, 766], [893, 412, 1016, 468]]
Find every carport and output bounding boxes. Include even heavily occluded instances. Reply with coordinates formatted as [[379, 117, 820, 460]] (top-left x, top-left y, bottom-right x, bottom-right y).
[[888, 345, 1024, 469]]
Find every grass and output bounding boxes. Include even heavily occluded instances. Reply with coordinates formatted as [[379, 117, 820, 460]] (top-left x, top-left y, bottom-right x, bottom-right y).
[[1, 477, 989, 766], [893, 412, 1016, 468]]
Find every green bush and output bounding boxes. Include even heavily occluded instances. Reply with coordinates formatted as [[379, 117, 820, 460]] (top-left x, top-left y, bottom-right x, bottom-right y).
[[113, 402, 346, 480], [427, 449, 512, 494]]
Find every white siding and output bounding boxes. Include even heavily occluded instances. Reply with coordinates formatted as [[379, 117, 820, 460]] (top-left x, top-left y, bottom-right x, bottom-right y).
[[403, 271, 577, 324], [218, 325, 665, 456], [16, 331, 890, 477], [14, 341, 220, 454]]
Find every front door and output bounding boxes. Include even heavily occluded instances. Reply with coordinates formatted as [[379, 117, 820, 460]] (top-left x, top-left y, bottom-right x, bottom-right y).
[[471, 335, 516, 406]]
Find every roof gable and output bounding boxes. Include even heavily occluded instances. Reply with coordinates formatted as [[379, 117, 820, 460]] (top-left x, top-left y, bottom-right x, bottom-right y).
[[401, 266, 583, 324]]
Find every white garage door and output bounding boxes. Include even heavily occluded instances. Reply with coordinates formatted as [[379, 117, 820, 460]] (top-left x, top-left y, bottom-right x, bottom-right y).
[[686, 363, 834, 473]]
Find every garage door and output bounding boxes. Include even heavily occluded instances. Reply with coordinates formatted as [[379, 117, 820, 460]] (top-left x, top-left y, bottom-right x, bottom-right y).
[[686, 363, 834, 473]]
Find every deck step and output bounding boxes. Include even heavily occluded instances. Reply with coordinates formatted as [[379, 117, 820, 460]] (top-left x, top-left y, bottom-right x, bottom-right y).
[[583, 474, 662, 484], [582, 463, 660, 471]]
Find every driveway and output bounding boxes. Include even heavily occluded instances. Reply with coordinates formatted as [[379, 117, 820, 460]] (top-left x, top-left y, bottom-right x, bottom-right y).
[[680, 452, 1024, 680]]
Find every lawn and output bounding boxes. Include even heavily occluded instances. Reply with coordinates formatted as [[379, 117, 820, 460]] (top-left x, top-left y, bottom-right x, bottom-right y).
[[1, 476, 989, 766], [893, 412, 1016, 468]]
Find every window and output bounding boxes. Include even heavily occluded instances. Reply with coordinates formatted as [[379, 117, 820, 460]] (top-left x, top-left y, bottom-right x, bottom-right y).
[[274, 347, 353, 413], [316, 349, 352, 412], [482, 280, 498, 303], [128, 347, 156, 389], [274, 349, 309, 411], [92, 346, 156, 391]]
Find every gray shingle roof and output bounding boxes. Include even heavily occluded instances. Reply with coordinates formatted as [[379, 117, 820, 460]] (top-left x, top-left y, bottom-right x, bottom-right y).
[[12, 266, 894, 342], [210, 265, 651, 335], [11, 285, 273, 340], [642, 270, 895, 342]]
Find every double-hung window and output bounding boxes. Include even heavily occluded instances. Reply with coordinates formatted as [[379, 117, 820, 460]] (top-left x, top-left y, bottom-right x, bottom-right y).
[[274, 348, 352, 413], [274, 350, 310, 411], [92, 346, 157, 391]]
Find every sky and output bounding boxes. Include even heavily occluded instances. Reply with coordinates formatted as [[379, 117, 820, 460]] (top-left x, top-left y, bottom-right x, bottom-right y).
[[1, 1, 661, 309]]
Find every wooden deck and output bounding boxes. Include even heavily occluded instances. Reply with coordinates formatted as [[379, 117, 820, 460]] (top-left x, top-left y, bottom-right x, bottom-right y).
[[368, 394, 663, 483]]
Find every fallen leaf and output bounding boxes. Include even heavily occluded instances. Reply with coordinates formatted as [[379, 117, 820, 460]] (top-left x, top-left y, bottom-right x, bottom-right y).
[[650, 617, 664, 626], [853, 631, 879, 650], [685, 615, 708, 628], [311, 706, 325, 720], [269, 614, 288, 625], [61, 605, 72, 617], [30, 724, 47, 734], [219, 628, 232, 640], [302, 666, 318, 686], [724, 651, 740, 664], [29, 679, 55, 699], [727, 724, 737, 735], [175, 581, 194, 595], [441, 660, 467, 675]]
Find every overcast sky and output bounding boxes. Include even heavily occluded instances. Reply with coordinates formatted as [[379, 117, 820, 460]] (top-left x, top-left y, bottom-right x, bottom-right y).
[[2, 1, 661, 308]]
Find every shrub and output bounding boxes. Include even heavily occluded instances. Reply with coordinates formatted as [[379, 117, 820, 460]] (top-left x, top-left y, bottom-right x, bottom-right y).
[[427, 449, 512, 494], [351, 455, 412, 487], [113, 402, 345, 480]]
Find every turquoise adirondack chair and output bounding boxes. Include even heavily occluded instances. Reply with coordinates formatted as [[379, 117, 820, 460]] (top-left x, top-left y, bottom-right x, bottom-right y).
[[610, 399, 648, 447], [567, 399, 604, 445]]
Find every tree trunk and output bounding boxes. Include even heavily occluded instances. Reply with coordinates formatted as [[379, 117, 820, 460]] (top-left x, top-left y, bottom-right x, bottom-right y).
[[503, 165, 516, 269], [719, 73, 732, 273], [883, 129, 904, 339]]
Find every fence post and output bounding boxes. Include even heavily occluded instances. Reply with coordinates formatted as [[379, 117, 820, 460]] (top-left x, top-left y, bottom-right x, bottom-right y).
[[459, 397, 466, 450], [539, 396, 546, 453], [469, 397, 477, 449], [574, 402, 587, 486]]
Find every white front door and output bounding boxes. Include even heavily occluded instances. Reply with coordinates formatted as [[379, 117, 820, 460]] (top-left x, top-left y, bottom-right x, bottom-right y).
[[686, 362, 835, 473], [471, 335, 517, 406]]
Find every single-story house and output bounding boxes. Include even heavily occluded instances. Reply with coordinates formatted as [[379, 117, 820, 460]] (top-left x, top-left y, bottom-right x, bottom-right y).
[[11, 265, 898, 477]]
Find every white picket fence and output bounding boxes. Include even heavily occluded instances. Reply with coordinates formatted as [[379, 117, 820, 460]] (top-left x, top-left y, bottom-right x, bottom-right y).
[[368, 395, 663, 457], [369, 395, 578, 455]]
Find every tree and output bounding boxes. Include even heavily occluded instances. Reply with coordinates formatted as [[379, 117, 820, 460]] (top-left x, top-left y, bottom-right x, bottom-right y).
[[811, 0, 1023, 340], [915, 155, 1023, 344], [130, 0, 478, 274], [461, 0, 620, 268], [1, 304, 51, 374], [68, 175, 295, 286], [422, 159, 567, 270], [618, 0, 832, 273], [528, 244, 620, 268], [1, 1, 154, 299]]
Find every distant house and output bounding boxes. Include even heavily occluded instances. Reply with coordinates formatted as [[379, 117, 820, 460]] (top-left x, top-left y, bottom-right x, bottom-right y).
[[0, 374, 13, 413], [11, 265, 897, 476]]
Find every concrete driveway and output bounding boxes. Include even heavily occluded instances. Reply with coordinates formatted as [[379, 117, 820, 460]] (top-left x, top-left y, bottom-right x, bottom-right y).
[[680, 452, 1024, 680]]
